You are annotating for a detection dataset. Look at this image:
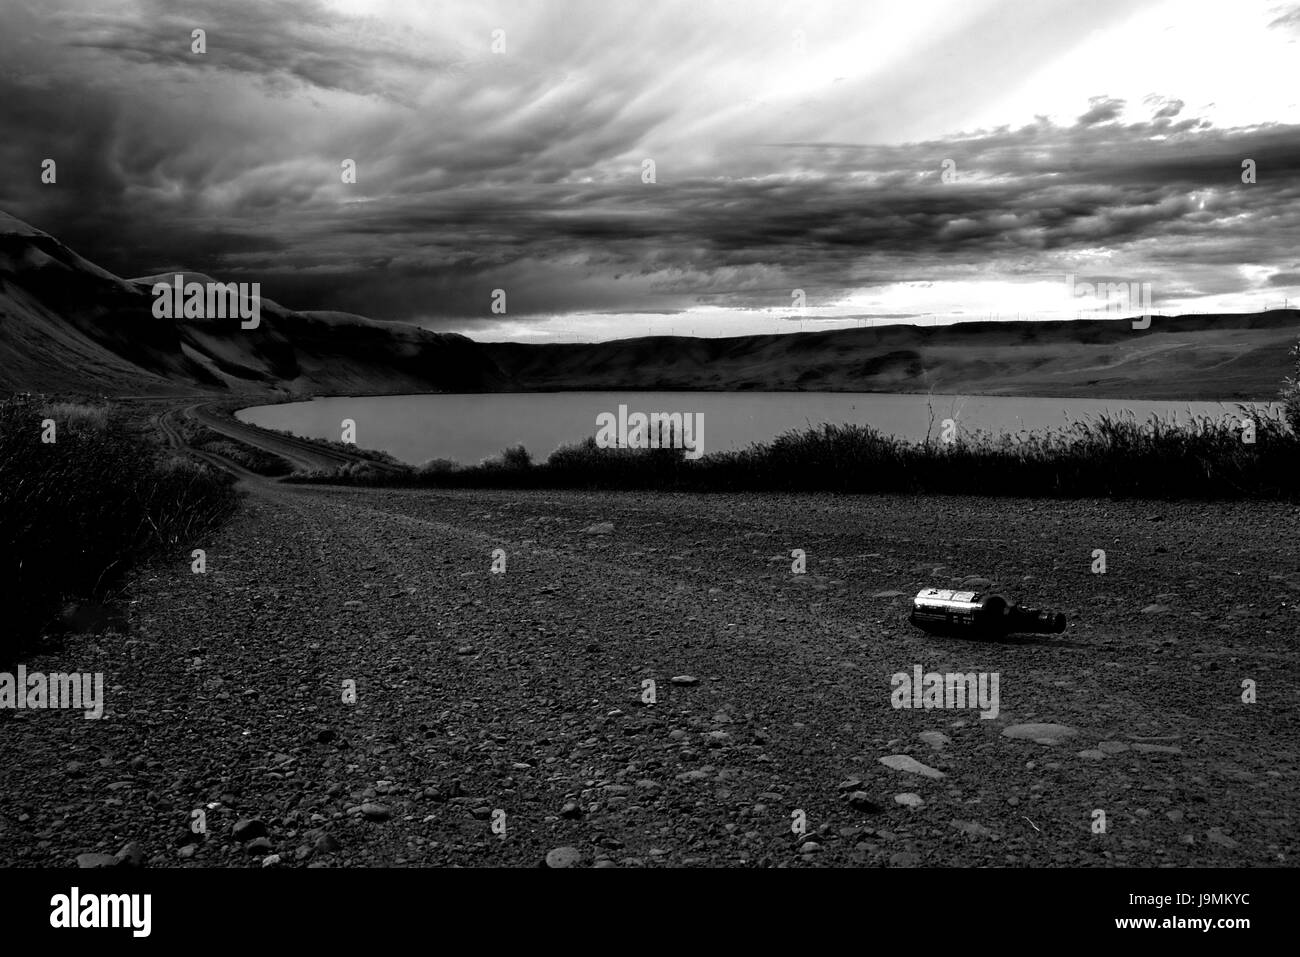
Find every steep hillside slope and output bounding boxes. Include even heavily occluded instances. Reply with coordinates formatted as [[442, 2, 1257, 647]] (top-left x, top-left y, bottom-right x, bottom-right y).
[[0, 212, 506, 395]]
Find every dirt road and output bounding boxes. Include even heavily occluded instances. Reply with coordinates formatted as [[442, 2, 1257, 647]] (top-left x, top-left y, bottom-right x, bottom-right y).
[[2, 453, 1296, 867]]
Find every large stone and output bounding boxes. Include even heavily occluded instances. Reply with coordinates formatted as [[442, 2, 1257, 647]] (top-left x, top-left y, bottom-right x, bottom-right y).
[[545, 846, 584, 868], [113, 842, 145, 868], [878, 754, 945, 778], [1001, 723, 1078, 745], [245, 837, 273, 855], [231, 818, 267, 841]]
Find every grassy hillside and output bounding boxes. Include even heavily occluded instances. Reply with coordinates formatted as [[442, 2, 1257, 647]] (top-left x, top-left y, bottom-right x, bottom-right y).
[[0, 212, 507, 396]]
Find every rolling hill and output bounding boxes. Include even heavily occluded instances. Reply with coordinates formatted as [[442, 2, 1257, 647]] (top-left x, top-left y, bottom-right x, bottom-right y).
[[484, 311, 1299, 399]]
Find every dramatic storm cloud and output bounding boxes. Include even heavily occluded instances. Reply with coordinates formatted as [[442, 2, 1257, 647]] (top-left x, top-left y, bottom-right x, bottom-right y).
[[1, 0, 1298, 340]]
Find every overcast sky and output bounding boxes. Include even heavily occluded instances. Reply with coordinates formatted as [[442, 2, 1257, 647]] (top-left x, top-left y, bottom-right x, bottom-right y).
[[2, 0, 1298, 341]]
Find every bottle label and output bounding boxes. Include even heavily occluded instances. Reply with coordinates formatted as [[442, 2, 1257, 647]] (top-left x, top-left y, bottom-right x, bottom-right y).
[[916, 589, 978, 601], [915, 590, 982, 613]]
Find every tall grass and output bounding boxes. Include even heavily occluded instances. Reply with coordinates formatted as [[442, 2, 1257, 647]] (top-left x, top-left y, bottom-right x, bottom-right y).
[[0, 395, 238, 656], [1281, 336, 1300, 434], [285, 405, 1298, 499], [178, 419, 294, 476]]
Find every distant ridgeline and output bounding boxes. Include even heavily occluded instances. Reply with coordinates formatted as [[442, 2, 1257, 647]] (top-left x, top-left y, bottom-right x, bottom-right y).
[[1, 210, 1295, 399]]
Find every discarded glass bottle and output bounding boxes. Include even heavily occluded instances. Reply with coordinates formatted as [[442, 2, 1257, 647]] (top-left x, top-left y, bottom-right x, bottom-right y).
[[909, 588, 1066, 637]]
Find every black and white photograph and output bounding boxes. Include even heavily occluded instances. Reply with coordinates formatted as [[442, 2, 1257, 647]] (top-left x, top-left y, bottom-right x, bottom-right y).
[[0, 0, 1294, 940]]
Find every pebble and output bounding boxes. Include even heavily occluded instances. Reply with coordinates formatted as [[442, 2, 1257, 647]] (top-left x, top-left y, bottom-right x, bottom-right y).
[[1097, 740, 1130, 754], [1206, 828, 1239, 849], [360, 803, 392, 821], [871, 590, 906, 599], [918, 731, 951, 750], [950, 820, 993, 838], [847, 791, 885, 813], [1140, 604, 1169, 614], [314, 833, 342, 855], [1133, 743, 1182, 755], [75, 853, 117, 869], [1077, 749, 1107, 760], [878, 754, 945, 779], [583, 522, 614, 534], [1001, 723, 1078, 745], [894, 793, 924, 807], [670, 676, 699, 686]]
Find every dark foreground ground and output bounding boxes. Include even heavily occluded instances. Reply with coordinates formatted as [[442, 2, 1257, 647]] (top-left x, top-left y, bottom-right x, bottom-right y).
[[1, 480, 1296, 867]]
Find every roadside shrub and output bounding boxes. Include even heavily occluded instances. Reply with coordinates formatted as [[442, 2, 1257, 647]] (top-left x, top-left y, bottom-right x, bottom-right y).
[[419, 458, 462, 477], [496, 444, 532, 469], [1281, 337, 1300, 434], [0, 396, 238, 657], [287, 404, 1298, 499]]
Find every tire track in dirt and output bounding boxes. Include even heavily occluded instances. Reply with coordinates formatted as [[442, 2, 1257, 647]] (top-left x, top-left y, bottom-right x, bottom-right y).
[[2, 476, 1294, 867]]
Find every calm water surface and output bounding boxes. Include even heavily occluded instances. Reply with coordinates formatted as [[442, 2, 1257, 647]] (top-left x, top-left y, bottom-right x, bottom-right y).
[[235, 392, 1277, 466]]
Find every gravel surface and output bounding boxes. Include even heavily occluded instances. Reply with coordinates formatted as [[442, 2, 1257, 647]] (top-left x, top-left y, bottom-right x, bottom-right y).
[[2, 482, 1296, 867]]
